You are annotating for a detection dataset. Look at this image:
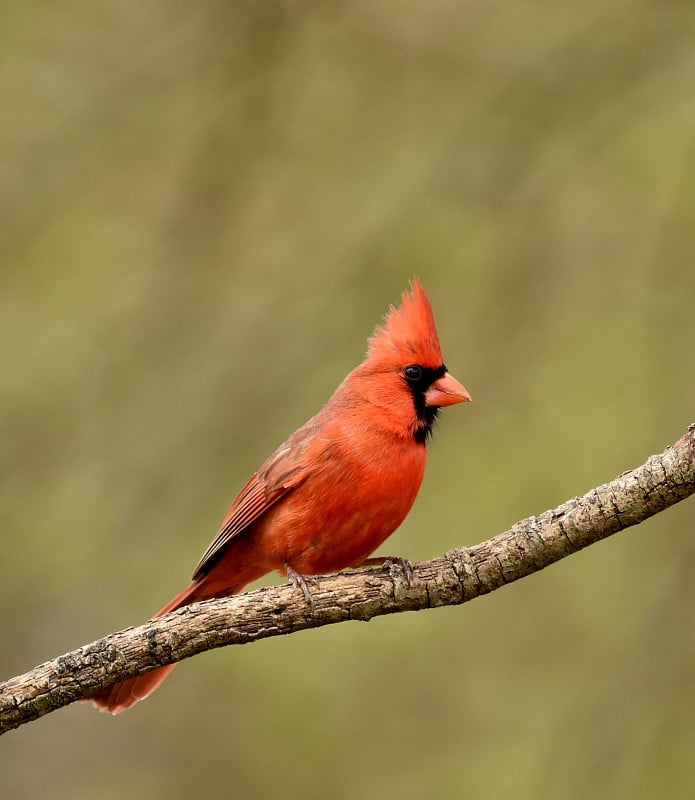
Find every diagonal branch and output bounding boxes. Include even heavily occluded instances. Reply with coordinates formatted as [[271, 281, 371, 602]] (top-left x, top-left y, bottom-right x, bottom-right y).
[[2, 426, 694, 735]]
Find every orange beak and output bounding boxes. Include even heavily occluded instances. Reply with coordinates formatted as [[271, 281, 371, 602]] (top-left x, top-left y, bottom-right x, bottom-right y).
[[424, 371, 472, 407]]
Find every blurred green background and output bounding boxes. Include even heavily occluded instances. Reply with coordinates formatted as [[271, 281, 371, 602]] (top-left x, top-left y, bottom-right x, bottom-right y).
[[2, 1, 695, 798]]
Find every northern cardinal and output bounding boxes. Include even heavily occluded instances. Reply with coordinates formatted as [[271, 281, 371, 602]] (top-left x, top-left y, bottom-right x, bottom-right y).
[[91, 278, 470, 713]]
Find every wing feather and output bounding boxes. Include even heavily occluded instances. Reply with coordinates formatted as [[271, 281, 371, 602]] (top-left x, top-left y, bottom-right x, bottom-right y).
[[191, 436, 315, 580]]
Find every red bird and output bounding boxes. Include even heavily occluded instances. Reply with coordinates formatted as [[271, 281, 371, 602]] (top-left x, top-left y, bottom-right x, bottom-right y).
[[91, 279, 470, 713]]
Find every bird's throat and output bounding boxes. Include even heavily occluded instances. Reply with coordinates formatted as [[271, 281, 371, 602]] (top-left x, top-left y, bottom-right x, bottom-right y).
[[413, 405, 439, 443]]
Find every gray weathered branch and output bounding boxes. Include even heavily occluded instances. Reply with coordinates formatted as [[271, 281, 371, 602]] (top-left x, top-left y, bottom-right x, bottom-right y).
[[2, 426, 694, 735]]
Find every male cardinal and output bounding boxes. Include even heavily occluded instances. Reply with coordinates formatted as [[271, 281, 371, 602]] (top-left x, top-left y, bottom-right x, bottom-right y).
[[91, 278, 470, 713]]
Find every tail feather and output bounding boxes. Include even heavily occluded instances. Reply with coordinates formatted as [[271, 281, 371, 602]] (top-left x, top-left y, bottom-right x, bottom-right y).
[[90, 579, 223, 714], [91, 663, 179, 714]]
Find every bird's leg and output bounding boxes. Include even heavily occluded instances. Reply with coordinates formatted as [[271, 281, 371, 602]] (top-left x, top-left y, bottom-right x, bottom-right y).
[[360, 556, 415, 585], [285, 564, 320, 608]]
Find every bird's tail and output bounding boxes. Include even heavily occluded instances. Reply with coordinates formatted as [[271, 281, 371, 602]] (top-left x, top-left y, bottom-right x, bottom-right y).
[[89, 577, 241, 714]]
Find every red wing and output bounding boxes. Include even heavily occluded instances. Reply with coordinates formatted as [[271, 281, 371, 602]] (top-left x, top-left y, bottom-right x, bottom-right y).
[[191, 442, 312, 580]]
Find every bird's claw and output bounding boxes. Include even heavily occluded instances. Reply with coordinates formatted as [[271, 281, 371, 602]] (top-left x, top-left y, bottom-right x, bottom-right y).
[[285, 565, 320, 608]]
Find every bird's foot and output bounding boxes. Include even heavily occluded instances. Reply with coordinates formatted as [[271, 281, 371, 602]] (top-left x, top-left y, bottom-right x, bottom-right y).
[[285, 565, 320, 608], [361, 556, 415, 586]]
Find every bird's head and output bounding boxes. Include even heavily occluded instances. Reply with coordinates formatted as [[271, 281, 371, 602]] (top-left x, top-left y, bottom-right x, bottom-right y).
[[356, 278, 471, 442]]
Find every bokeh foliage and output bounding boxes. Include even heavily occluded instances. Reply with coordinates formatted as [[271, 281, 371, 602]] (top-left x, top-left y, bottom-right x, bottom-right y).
[[2, 2, 695, 798]]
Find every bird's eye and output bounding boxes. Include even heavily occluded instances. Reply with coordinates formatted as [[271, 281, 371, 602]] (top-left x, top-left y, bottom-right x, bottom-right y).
[[403, 365, 423, 383]]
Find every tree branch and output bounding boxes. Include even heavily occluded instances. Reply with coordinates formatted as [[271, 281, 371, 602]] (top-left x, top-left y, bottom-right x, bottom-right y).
[[2, 426, 694, 735]]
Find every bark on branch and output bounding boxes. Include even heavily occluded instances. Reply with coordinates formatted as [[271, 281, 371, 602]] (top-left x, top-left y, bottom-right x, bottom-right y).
[[2, 426, 694, 735]]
